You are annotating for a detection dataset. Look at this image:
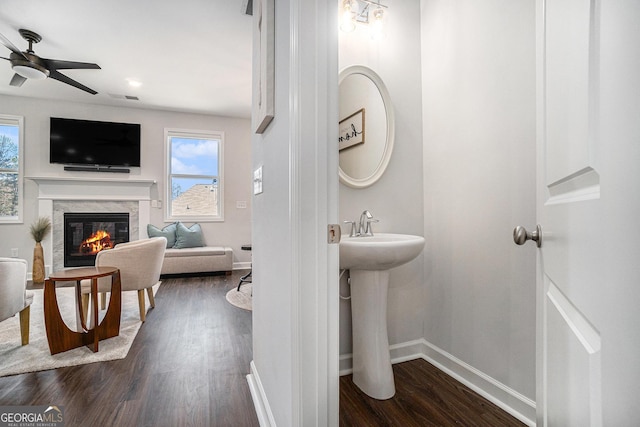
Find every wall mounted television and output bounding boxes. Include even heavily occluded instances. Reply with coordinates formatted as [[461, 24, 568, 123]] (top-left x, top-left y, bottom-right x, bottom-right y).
[[50, 117, 141, 172]]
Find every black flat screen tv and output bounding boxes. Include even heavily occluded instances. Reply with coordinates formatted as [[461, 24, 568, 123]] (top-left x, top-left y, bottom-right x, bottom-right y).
[[50, 117, 141, 168]]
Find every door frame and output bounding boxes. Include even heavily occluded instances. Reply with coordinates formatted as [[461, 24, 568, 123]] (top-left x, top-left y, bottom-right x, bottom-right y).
[[289, 0, 340, 425]]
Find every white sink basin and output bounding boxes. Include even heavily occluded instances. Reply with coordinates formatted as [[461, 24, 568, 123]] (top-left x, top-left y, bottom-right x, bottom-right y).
[[339, 233, 425, 271], [339, 233, 425, 400]]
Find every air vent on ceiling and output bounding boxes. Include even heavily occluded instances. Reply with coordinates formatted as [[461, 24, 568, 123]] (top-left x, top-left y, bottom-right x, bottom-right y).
[[108, 93, 139, 101]]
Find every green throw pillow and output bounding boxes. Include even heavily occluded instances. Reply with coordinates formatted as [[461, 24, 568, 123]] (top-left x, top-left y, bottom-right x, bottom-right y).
[[147, 223, 177, 248], [173, 222, 204, 249]]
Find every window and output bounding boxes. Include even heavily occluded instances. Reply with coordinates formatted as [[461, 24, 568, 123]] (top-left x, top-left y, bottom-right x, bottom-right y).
[[0, 115, 23, 223], [165, 128, 224, 222]]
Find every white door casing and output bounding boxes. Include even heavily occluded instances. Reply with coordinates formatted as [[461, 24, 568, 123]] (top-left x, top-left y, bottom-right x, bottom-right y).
[[535, 0, 640, 425]]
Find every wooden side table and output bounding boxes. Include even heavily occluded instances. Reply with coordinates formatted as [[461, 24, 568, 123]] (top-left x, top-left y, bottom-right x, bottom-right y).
[[44, 266, 122, 355]]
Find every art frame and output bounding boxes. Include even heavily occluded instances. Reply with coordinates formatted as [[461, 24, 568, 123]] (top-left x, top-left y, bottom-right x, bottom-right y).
[[252, 0, 275, 134], [338, 108, 366, 151]]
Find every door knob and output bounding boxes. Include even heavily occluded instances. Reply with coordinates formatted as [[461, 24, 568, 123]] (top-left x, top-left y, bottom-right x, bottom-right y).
[[513, 225, 542, 248]]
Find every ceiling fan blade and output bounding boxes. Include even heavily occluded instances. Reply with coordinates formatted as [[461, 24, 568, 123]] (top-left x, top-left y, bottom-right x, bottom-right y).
[[10, 73, 27, 87], [0, 32, 28, 60], [42, 58, 101, 70], [48, 70, 97, 95]]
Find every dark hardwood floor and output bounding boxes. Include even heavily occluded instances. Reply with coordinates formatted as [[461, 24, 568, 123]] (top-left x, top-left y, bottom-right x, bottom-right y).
[[0, 271, 259, 427], [2, 271, 526, 427], [340, 359, 527, 426]]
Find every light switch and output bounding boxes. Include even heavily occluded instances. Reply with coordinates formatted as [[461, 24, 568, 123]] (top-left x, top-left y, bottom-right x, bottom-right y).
[[254, 166, 263, 195], [237, 201, 247, 209]]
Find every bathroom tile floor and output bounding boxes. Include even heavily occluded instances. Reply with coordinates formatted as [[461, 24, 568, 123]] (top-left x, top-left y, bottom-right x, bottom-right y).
[[339, 358, 527, 426]]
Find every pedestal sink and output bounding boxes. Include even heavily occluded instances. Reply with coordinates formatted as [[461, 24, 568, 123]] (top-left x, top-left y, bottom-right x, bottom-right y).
[[340, 233, 425, 399]]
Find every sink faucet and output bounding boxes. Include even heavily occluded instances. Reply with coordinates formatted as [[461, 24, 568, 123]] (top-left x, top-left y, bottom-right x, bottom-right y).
[[344, 210, 379, 237], [358, 210, 373, 236], [358, 210, 379, 236]]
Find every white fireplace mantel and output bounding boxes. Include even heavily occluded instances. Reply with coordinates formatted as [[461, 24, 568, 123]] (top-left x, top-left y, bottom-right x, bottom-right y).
[[27, 176, 156, 201], [29, 176, 156, 276]]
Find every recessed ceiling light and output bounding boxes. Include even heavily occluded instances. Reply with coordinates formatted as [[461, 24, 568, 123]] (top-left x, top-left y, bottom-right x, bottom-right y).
[[127, 79, 142, 88]]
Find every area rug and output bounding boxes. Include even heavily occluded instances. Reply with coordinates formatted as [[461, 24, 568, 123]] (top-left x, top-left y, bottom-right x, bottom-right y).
[[226, 283, 252, 311], [0, 283, 160, 377]]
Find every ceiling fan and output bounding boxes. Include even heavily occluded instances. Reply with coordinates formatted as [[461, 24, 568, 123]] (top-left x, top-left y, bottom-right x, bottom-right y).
[[0, 28, 100, 95]]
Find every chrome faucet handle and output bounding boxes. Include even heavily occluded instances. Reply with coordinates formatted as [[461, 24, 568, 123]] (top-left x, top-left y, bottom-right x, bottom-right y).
[[365, 219, 379, 236], [343, 220, 357, 237], [358, 210, 373, 235]]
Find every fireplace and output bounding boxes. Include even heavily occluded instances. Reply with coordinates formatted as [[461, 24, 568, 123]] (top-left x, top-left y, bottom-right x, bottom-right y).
[[63, 213, 130, 267]]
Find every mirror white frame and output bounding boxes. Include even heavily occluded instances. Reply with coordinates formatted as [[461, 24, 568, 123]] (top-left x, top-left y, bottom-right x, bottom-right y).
[[338, 65, 395, 188]]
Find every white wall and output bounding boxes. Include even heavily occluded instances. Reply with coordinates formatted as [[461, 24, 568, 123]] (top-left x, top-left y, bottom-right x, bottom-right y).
[[0, 94, 252, 268], [250, 0, 296, 413], [421, 0, 536, 404], [338, 0, 425, 358]]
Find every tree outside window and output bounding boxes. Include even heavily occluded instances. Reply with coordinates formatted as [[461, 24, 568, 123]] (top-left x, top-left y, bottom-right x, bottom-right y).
[[165, 129, 223, 221], [0, 116, 23, 223]]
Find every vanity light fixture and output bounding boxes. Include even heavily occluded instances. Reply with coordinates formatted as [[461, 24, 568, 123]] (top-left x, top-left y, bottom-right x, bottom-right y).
[[340, 0, 388, 39], [341, 0, 357, 32], [370, 6, 385, 40]]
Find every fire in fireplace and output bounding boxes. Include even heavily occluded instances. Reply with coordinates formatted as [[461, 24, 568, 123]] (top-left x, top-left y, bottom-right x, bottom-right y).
[[80, 230, 114, 255], [64, 213, 130, 267]]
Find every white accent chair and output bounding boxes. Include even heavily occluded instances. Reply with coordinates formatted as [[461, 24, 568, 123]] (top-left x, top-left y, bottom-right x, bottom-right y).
[[81, 237, 166, 322], [0, 258, 33, 345]]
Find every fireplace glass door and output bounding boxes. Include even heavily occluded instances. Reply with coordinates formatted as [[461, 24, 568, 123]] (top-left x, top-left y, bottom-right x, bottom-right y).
[[64, 213, 130, 267]]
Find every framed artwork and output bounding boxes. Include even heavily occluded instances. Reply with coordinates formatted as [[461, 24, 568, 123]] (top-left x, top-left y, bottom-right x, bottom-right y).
[[338, 108, 366, 151], [252, 0, 275, 134]]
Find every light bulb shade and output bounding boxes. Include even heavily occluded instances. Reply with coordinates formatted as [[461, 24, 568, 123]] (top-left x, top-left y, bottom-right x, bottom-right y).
[[370, 7, 385, 40], [12, 64, 48, 80], [340, 0, 356, 32]]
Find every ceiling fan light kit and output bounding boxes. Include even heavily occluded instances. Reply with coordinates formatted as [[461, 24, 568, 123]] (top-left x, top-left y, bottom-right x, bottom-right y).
[[11, 53, 50, 80], [0, 28, 101, 94], [12, 64, 48, 80]]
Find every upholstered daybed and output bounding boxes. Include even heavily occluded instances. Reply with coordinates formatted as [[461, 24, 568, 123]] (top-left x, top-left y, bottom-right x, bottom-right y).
[[161, 246, 233, 275], [148, 222, 233, 276]]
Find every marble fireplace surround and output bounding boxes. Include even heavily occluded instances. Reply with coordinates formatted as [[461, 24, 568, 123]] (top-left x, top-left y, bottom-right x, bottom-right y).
[[29, 177, 156, 274]]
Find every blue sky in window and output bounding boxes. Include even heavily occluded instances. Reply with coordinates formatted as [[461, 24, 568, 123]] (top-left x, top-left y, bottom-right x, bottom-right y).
[[171, 138, 218, 175], [170, 137, 219, 200], [0, 125, 19, 142]]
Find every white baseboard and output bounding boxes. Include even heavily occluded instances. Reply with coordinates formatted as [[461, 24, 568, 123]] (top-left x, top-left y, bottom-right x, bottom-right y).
[[247, 360, 277, 427], [234, 261, 252, 270], [339, 339, 535, 426]]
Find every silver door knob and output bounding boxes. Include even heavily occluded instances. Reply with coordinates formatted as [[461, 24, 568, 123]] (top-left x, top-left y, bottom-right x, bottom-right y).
[[513, 225, 542, 248]]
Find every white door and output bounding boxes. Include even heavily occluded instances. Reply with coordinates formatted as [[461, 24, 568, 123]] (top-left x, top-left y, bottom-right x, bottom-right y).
[[529, 0, 640, 425]]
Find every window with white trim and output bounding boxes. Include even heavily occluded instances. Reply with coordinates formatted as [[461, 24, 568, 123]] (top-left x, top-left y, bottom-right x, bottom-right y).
[[0, 115, 23, 223], [165, 128, 224, 222]]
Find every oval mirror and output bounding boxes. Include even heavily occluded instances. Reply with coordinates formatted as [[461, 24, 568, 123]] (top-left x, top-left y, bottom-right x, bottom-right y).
[[338, 65, 394, 188]]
